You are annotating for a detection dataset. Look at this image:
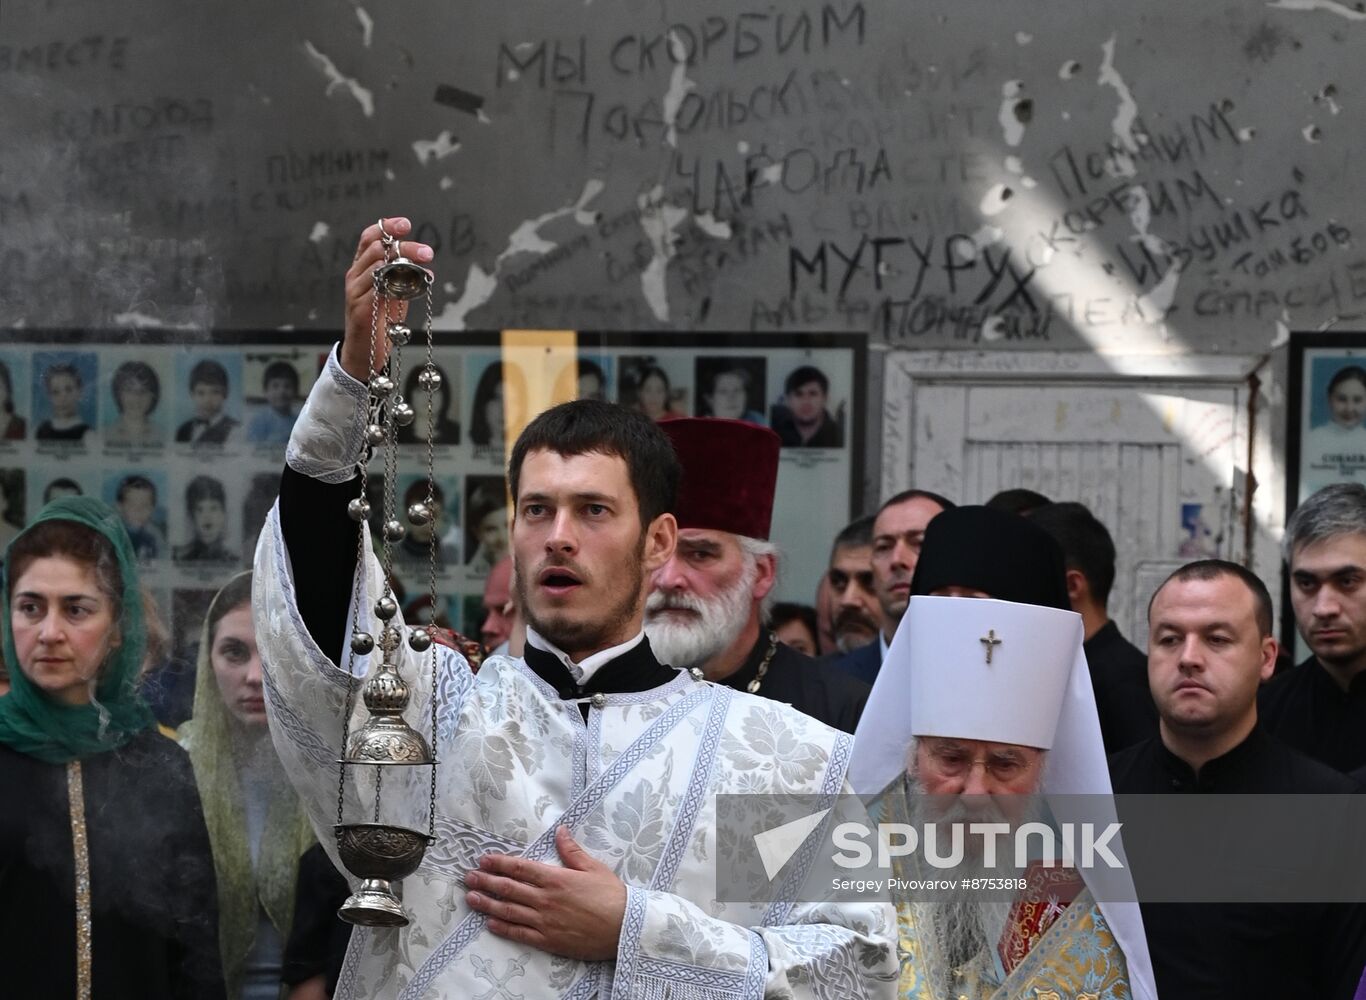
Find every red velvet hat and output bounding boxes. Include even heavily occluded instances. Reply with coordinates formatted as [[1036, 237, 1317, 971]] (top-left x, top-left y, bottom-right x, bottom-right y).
[[660, 417, 781, 540]]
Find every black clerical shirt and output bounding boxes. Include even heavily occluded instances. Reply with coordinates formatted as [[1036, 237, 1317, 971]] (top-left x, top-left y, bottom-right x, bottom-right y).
[[1259, 654, 1366, 774], [1082, 620, 1157, 754], [714, 632, 869, 734], [1110, 727, 1366, 1000]]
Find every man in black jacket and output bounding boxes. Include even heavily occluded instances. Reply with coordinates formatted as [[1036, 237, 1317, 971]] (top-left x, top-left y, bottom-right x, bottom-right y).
[[644, 417, 869, 733], [1029, 502, 1158, 753], [1262, 483, 1366, 772], [1111, 559, 1366, 999]]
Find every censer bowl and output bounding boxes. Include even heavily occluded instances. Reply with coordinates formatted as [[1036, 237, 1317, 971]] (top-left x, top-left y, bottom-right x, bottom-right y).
[[335, 823, 434, 927]]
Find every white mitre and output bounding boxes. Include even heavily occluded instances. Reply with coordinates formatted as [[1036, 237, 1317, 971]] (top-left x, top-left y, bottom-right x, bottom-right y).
[[848, 595, 1158, 1000]]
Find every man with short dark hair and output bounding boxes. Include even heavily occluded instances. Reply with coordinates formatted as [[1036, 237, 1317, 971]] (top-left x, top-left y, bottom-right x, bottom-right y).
[[645, 418, 868, 733], [771, 365, 842, 447], [255, 216, 897, 999], [821, 516, 881, 656], [829, 488, 953, 684], [1029, 501, 1157, 753], [1262, 483, 1366, 772], [1111, 559, 1366, 998]]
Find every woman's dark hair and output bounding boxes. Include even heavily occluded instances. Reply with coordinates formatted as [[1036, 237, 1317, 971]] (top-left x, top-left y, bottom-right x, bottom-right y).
[[470, 362, 527, 447], [0, 361, 14, 415], [1327, 365, 1366, 397], [509, 400, 680, 528], [7, 520, 123, 619], [112, 361, 161, 413], [206, 573, 253, 648], [769, 602, 819, 645], [635, 365, 670, 398]]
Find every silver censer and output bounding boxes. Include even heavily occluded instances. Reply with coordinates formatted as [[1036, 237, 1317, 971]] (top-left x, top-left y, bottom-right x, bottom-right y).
[[334, 219, 440, 927]]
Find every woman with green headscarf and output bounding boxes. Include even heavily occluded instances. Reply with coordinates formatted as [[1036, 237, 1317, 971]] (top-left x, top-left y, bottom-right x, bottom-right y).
[[0, 496, 225, 999], [180, 571, 316, 1000]]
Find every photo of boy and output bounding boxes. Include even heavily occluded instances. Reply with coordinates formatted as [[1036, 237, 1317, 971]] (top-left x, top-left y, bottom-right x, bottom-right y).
[[173, 474, 237, 563], [110, 472, 167, 561], [246, 359, 301, 445], [175, 358, 240, 444], [770, 364, 844, 448]]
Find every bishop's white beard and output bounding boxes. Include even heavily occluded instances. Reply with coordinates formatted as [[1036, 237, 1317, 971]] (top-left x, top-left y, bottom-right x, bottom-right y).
[[644, 557, 757, 670], [901, 770, 1047, 987]]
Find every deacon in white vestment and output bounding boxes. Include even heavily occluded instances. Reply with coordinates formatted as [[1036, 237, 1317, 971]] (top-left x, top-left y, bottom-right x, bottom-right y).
[[253, 217, 897, 999]]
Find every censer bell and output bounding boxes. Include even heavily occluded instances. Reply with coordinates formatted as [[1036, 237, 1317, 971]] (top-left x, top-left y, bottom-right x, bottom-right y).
[[344, 656, 432, 765], [375, 255, 431, 300]]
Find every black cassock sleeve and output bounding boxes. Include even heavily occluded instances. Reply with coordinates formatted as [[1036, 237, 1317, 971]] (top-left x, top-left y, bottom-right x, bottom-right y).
[[278, 465, 363, 668]]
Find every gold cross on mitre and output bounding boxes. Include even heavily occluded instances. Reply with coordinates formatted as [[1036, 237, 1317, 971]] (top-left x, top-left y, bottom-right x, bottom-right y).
[[980, 629, 1002, 664]]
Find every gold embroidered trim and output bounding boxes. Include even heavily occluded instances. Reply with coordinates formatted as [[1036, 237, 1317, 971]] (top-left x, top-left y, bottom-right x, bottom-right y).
[[67, 760, 92, 1000]]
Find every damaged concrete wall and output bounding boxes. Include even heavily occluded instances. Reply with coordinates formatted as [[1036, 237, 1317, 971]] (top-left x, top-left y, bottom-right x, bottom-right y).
[[2, 1, 1362, 483]]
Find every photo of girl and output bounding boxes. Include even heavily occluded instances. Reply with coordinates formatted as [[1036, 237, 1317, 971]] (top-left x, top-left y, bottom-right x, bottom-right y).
[[1301, 357, 1366, 499], [397, 360, 461, 445], [618, 356, 688, 420], [33, 352, 97, 444], [468, 359, 528, 449], [104, 360, 164, 448]]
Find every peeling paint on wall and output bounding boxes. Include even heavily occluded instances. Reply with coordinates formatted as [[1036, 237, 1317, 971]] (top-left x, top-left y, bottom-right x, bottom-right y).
[[112, 311, 199, 330], [662, 32, 697, 149], [998, 80, 1028, 146], [355, 5, 374, 47], [637, 185, 689, 321], [412, 130, 462, 164], [302, 41, 375, 117], [1267, 0, 1366, 21], [1097, 35, 1139, 176], [433, 180, 605, 329]]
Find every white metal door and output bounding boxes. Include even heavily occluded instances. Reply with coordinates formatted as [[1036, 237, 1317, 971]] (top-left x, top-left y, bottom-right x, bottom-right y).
[[882, 352, 1266, 645]]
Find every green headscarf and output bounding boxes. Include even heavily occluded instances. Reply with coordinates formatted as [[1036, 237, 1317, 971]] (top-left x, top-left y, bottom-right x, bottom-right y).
[[0, 496, 155, 763], [180, 572, 314, 999]]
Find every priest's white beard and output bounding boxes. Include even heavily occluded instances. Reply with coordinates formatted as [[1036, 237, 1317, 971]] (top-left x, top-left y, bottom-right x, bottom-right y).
[[644, 557, 757, 670], [901, 767, 1047, 989]]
